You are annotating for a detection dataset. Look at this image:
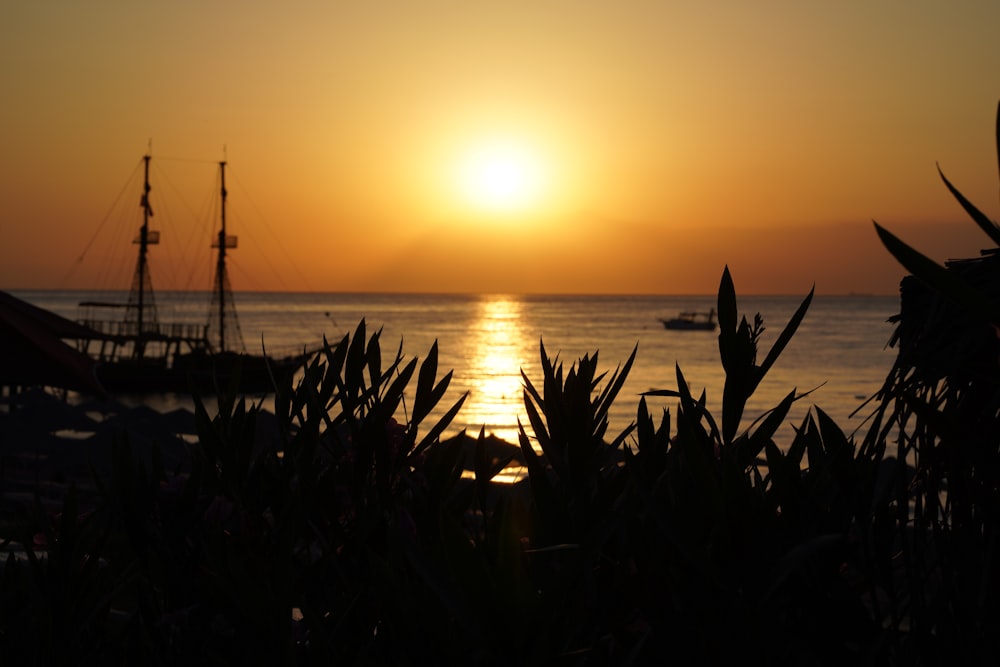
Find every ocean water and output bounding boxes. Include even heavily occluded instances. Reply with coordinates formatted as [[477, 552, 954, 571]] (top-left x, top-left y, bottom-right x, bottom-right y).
[[14, 290, 900, 445]]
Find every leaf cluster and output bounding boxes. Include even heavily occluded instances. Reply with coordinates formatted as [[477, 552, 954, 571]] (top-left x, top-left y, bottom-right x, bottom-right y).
[[863, 101, 1000, 664]]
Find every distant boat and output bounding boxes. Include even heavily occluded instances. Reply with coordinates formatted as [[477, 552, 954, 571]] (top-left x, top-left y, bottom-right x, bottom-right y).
[[75, 153, 313, 394], [659, 308, 717, 331]]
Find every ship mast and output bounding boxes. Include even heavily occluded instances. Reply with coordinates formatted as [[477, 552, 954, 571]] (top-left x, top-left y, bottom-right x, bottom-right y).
[[208, 158, 244, 354], [128, 152, 159, 359], [216, 160, 228, 352]]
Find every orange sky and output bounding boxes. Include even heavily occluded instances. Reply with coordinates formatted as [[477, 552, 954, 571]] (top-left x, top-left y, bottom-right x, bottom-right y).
[[3, 2, 1000, 296]]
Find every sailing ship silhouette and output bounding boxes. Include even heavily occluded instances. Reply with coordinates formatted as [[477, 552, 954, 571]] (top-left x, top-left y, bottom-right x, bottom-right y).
[[76, 153, 312, 394]]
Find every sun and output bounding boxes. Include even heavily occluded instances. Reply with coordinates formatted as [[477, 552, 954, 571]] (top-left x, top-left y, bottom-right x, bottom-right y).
[[454, 140, 547, 214]]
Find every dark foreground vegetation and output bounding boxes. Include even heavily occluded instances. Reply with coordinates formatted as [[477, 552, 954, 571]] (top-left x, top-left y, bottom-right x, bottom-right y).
[[3, 111, 1000, 665]]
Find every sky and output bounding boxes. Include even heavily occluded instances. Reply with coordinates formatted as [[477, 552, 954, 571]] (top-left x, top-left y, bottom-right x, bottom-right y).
[[3, 1, 1000, 296]]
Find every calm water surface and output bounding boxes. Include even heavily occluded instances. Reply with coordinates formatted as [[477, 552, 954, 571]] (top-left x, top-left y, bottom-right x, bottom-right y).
[[15, 290, 900, 446]]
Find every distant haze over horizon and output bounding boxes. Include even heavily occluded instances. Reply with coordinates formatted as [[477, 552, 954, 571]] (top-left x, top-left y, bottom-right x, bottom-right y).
[[3, 2, 999, 296], [5, 287, 902, 298]]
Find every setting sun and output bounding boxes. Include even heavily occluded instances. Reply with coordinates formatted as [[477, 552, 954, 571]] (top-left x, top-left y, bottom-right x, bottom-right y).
[[454, 140, 548, 214]]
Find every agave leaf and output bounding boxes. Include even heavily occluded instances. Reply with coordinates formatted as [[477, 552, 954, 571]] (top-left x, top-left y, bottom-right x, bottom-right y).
[[737, 389, 796, 469], [815, 406, 852, 459], [717, 266, 739, 372], [540, 357, 565, 440], [675, 362, 695, 407], [325, 331, 350, 374], [874, 221, 1000, 324], [523, 389, 565, 479], [796, 411, 828, 475], [785, 417, 808, 471], [937, 164, 1000, 247], [412, 340, 440, 423], [517, 421, 542, 470], [295, 355, 336, 436], [755, 286, 813, 390], [416, 371, 454, 427], [721, 376, 746, 446], [379, 357, 417, 419], [539, 339, 555, 386], [672, 364, 723, 444], [317, 335, 347, 408], [412, 392, 467, 458], [521, 368, 544, 415], [374, 352, 408, 399], [273, 362, 293, 427], [595, 344, 637, 422], [658, 404, 672, 445], [630, 397, 671, 482], [366, 328, 382, 388], [720, 326, 757, 444], [345, 320, 370, 396], [635, 396, 655, 448]]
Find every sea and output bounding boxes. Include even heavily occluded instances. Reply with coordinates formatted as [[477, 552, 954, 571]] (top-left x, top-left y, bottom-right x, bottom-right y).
[[13, 290, 900, 447]]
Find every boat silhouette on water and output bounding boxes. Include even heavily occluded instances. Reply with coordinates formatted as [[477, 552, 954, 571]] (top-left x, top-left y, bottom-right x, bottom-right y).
[[659, 308, 717, 331], [74, 153, 313, 394]]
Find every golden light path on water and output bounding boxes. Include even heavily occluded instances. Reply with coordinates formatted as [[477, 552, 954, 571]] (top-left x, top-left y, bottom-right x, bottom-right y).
[[456, 295, 540, 483], [462, 296, 528, 447]]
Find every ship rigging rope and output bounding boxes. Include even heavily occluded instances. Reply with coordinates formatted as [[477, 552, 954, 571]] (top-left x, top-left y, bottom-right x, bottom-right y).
[[148, 159, 215, 292], [60, 154, 216, 289], [151, 154, 217, 165], [228, 170, 316, 293], [59, 157, 146, 288]]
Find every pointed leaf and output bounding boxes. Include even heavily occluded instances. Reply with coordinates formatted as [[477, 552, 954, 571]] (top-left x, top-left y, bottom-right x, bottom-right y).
[[521, 368, 544, 414], [595, 344, 637, 421], [874, 221, 1000, 324], [379, 357, 417, 418], [413, 342, 448, 424], [754, 285, 813, 393], [738, 389, 796, 468], [717, 266, 738, 371], [523, 388, 563, 478], [344, 321, 367, 392], [721, 374, 746, 445], [938, 164, 1000, 247], [366, 329, 382, 388], [635, 396, 654, 449], [413, 392, 467, 458]]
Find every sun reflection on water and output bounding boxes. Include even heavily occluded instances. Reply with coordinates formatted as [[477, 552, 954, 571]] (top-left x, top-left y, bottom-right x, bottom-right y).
[[462, 296, 531, 446]]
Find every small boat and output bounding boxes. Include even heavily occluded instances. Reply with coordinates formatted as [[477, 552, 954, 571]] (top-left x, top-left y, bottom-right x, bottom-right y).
[[660, 308, 717, 331], [75, 153, 314, 394]]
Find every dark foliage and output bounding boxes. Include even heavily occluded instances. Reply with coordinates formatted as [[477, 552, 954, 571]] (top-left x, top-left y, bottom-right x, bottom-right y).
[[0, 278, 887, 665], [864, 101, 1000, 665]]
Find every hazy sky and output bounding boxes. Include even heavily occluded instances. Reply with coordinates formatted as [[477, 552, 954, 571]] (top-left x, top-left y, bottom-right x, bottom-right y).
[[3, 1, 999, 295]]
